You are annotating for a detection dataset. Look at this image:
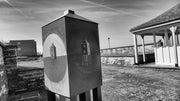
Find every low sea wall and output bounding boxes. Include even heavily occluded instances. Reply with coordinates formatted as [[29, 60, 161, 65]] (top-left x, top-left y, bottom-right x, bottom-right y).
[[101, 56, 135, 66], [100, 43, 155, 66], [101, 53, 155, 66]]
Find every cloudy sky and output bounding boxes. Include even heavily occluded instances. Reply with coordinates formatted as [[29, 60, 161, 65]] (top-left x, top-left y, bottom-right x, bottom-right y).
[[0, 0, 180, 52]]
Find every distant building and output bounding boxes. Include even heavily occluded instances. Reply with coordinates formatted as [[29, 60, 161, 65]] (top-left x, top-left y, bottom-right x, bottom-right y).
[[10, 40, 37, 56]]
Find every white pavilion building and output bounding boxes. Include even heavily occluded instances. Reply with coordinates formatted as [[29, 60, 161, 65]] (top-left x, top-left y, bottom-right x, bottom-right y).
[[130, 3, 180, 67]]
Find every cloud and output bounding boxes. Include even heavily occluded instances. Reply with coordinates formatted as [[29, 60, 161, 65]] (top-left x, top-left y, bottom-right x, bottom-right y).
[[0, 1, 11, 8], [79, 0, 144, 18], [1, 0, 29, 18], [0, 0, 179, 51]]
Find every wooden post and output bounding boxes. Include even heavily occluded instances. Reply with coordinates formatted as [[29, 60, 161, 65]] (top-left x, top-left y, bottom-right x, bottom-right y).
[[164, 30, 169, 46], [79, 92, 86, 101], [56, 95, 78, 101], [93, 87, 102, 101], [141, 35, 146, 63], [85, 91, 91, 101], [153, 33, 158, 63], [49, 89, 102, 101], [170, 26, 178, 67], [161, 35, 165, 63], [79, 91, 91, 101], [70, 96, 78, 101], [47, 90, 56, 101], [133, 34, 139, 64], [153, 33, 156, 47], [58, 95, 66, 101], [176, 34, 179, 45]]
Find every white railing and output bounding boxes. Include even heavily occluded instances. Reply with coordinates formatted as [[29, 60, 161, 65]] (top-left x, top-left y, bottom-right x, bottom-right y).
[[154, 46, 179, 66]]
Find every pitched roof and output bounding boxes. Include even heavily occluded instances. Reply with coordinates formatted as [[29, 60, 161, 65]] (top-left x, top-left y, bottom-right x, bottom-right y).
[[42, 10, 97, 28], [130, 3, 180, 32], [64, 11, 97, 24]]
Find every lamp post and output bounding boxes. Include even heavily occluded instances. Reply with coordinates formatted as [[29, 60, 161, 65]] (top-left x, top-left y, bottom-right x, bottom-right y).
[[108, 37, 110, 49]]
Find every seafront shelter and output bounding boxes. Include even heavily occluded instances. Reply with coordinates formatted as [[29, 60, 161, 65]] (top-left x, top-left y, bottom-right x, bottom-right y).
[[130, 3, 180, 67]]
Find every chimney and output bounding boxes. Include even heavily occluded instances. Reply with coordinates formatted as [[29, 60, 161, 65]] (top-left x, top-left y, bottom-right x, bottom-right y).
[[64, 10, 75, 15]]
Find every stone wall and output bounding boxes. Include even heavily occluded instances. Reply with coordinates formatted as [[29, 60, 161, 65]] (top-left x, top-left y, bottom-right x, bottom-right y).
[[6, 66, 46, 101], [0, 65, 8, 101]]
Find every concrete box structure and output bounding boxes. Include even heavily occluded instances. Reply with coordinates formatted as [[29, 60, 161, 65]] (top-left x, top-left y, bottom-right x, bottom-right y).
[[42, 10, 102, 97], [10, 40, 37, 56]]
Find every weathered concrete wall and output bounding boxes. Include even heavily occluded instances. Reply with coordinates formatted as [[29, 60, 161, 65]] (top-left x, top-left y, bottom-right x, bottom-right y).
[[101, 53, 155, 66], [0, 65, 8, 101], [100, 43, 155, 66], [101, 56, 135, 66]]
